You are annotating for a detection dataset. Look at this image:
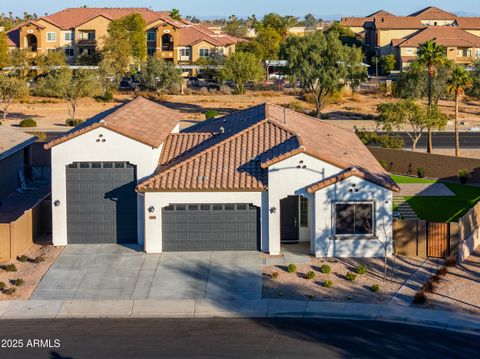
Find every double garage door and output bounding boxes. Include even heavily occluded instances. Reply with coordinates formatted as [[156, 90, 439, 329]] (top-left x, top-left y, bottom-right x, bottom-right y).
[[162, 203, 259, 251], [66, 162, 137, 244]]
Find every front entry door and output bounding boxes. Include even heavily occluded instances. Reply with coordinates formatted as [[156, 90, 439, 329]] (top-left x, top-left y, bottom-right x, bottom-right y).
[[280, 196, 299, 242]]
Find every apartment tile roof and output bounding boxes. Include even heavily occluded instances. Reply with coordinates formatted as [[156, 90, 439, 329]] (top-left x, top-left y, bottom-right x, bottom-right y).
[[177, 25, 238, 46], [373, 17, 423, 29], [456, 17, 480, 30], [0, 127, 37, 161], [397, 26, 480, 48], [366, 10, 395, 18], [137, 104, 398, 192], [341, 10, 395, 28], [44, 97, 184, 150], [6, 36, 16, 47], [409, 7, 456, 19]]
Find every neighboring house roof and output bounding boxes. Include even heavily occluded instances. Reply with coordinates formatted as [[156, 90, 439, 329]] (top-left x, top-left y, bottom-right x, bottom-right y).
[[409, 6, 457, 19], [456, 17, 480, 30], [137, 103, 398, 192], [366, 10, 395, 18], [177, 25, 238, 47], [341, 10, 395, 28], [44, 97, 184, 150], [397, 26, 480, 48], [0, 127, 37, 161], [372, 16, 422, 29]]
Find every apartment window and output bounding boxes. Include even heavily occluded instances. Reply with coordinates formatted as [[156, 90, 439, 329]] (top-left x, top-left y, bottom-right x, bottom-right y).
[[300, 197, 308, 227], [64, 48, 74, 57], [147, 32, 156, 41], [334, 202, 374, 237], [46, 32, 56, 42], [458, 49, 472, 58], [199, 48, 210, 57], [406, 48, 414, 55], [147, 48, 156, 56], [87, 32, 95, 41], [64, 31, 73, 41], [179, 48, 190, 57], [476, 49, 480, 58]]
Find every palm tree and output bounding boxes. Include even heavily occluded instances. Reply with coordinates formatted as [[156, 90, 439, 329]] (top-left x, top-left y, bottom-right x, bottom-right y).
[[416, 40, 447, 153], [281, 16, 298, 38], [170, 8, 181, 21], [447, 65, 472, 157]]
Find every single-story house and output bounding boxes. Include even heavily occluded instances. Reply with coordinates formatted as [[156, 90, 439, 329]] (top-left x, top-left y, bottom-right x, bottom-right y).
[[45, 97, 399, 257]]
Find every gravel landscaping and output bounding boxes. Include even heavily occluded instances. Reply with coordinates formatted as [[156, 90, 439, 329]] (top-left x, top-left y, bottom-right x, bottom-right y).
[[0, 240, 63, 300], [263, 256, 424, 303]]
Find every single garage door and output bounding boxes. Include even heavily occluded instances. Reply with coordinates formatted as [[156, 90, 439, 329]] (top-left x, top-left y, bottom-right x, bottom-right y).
[[162, 203, 259, 251], [66, 162, 137, 244]]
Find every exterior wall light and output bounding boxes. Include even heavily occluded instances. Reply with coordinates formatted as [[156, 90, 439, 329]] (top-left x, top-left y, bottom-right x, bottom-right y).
[[148, 206, 155, 213], [54, 200, 60, 207], [269, 207, 276, 214]]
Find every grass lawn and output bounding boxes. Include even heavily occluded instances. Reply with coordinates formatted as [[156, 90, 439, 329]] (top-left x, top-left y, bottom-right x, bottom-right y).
[[392, 175, 480, 222]]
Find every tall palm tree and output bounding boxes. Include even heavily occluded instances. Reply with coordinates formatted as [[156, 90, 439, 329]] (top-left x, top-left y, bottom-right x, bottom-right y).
[[447, 65, 472, 157], [416, 40, 447, 153], [170, 8, 181, 21], [281, 16, 299, 38]]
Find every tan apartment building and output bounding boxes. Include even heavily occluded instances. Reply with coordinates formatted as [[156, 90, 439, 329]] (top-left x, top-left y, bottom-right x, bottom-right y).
[[7, 8, 238, 64], [342, 6, 480, 68]]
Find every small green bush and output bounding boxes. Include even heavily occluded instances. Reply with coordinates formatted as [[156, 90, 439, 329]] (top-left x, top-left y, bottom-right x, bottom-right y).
[[19, 118, 37, 128], [345, 272, 357, 281], [32, 131, 47, 141], [271, 272, 279, 279], [370, 284, 380, 292], [413, 291, 426, 304], [356, 264, 367, 275], [287, 264, 297, 273], [417, 167, 425, 178], [319, 264, 331, 274], [95, 91, 114, 102], [1, 264, 17, 272], [306, 271, 316, 280], [0, 281, 5, 290], [323, 280, 333, 288], [17, 255, 29, 262], [3, 287, 16, 296], [437, 267, 448, 276], [11, 279, 25, 287], [458, 169, 469, 184], [33, 256, 45, 263], [65, 118, 84, 127], [205, 109, 219, 120]]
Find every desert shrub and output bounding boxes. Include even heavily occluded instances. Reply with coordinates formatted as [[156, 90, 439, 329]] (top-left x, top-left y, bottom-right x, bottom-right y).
[[319, 264, 331, 274], [422, 280, 435, 293], [16, 255, 29, 262], [445, 256, 456, 267], [183, 87, 192, 95], [3, 287, 16, 296], [11, 279, 25, 286], [417, 167, 425, 178], [345, 272, 357, 281], [0, 282, 5, 290], [356, 131, 404, 149], [219, 85, 232, 95], [65, 118, 84, 127], [199, 87, 209, 95], [287, 101, 305, 113], [413, 291, 426, 304], [323, 280, 333, 288], [19, 119, 37, 128], [306, 271, 316, 280], [370, 284, 380, 292], [33, 256, 45, 263], [1, 264, 17, 272], [287, 264, 297, 273], [95, 91, 114, 102], [32, 131, 47, 141], [356, 264, 367, 275], [437, 266, 448, 276], [271, 272, 279, 279], [205, 109, 219, 120]]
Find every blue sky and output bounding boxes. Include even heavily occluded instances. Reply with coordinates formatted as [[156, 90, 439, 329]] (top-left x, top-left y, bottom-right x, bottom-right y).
[[4, 1, 480, 18]]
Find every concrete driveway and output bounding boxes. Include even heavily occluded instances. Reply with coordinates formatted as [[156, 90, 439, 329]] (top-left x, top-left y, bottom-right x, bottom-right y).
[[31, 245, 262, 301]]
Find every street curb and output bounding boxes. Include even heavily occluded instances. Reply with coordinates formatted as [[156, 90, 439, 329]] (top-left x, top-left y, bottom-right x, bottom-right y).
[[0, 299, 478, 334]]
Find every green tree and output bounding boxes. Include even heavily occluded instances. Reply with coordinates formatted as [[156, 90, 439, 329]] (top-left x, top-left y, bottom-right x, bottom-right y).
[[303, 14, 317, 29], [35, 50, 66, 69], [107, 13, 147, 63], [467, 59, 480, 98], [380, 54, 396, 75], [447, 65, 472, 157], [281, 31, 347, 117], [0, 32, 8, 68], [377, 100, 428, 151], [223, 15, 247, 38], [325, 22, 361, 47], [252, 26, 283, 61], [425, 104, 448, 148], [416, 40, 447, 153], [0, 74, 29, 122], [8, 49, 31, 79], [33, 67, 71, 98], [220, 52, 264, 94], [170, 8, 181, 21], [345, 46, 367, 95], [138, 56, 182, 92]]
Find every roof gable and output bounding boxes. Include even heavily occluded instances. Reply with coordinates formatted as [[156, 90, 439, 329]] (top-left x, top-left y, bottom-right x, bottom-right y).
[[409, 7, 456, 19], [397, 26, 480, 48]]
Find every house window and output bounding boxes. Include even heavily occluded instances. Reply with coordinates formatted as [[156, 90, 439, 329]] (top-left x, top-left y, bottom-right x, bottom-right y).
[[406, 48, 414, 55], [64, 48, 74, 57], [300, 197, 308, 227], [64, 31, 73, 41], [334, 202, 374, 236], [147, 32, 156, 41], [46, 32, 56, 42], [179, 48, 190, 57], [147, 48, 156, 56], [199, 48, 210, 57]]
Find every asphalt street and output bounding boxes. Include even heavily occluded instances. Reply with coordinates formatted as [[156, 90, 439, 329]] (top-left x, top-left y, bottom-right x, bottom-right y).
[[0, 318, 478, 359], [395, 132, 480, 148]]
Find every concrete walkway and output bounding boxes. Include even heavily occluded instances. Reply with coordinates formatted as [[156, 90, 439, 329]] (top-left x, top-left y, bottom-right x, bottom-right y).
[[398, 183, 455, 197], [0, 299, 478, 334]]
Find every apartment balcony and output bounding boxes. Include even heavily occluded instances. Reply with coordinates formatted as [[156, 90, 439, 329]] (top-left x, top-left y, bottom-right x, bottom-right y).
[[160, 51, 174, 59], [77, 39, 97, 47]]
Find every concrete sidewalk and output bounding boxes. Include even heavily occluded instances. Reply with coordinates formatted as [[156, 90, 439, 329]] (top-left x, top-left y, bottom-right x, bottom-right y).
[[0, 299, 478, 335]]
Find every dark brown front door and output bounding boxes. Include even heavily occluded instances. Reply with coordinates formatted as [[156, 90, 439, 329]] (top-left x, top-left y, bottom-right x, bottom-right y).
[[280, 196, 299, 242]]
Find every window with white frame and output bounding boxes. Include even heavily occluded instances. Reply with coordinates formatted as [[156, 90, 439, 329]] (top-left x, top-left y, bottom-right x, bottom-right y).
[[64, 48, 74, 57], [147, 32, 156, 41], [334, 202, 374, 236], [46, 32, 56, 42], [199, 48, 210, 57], [179, 47, 190, 57], [63, 31, 73, 41]]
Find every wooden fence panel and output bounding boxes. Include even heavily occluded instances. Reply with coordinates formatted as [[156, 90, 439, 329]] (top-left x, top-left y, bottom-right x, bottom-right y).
[[427, 222, 449, 258]]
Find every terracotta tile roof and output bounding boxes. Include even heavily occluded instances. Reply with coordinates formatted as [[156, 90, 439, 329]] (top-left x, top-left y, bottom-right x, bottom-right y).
[[307, 167, 400, 193], [44, 97, 184, 150], [177, 25, 237, 46], [373, 16, 423, 29], [137, 103, 397, 192], [397, 26, 480, 48], [456, 17, 480, 30], [341, 10, 395, 28], [366, 10, 395, 18], [409, 7, 456, 19]]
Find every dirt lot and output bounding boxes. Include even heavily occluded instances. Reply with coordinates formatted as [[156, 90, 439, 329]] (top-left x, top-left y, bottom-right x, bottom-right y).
[[262, 256, 423, 303], [424, 250, 480, 315], [0, 240, 63, 300], [3, 90, 480, 132]]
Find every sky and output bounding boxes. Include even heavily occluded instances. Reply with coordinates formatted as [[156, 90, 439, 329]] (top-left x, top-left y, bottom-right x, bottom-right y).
[[2, 0, 480, 19]]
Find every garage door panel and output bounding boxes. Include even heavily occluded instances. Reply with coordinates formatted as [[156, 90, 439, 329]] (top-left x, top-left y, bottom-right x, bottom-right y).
[[162, 203, 259, 251]]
